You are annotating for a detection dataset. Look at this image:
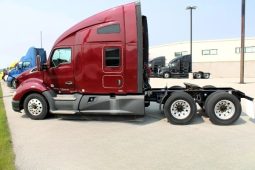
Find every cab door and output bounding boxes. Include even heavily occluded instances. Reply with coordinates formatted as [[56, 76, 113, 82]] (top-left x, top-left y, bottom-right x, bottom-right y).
[[102, 46, 124, 93], [45, 47, 75, 93]]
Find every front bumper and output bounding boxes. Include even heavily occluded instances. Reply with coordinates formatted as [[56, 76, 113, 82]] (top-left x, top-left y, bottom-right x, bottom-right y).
[[12, 100, 21, 112]]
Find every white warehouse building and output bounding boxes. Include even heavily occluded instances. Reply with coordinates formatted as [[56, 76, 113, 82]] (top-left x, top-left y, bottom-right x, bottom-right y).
[[149, 37, 255, 78]]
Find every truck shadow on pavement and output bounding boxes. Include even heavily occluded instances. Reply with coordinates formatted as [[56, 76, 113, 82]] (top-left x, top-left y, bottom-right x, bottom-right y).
[[20, 111, 248, 126], [56, 104, 206, 126], [58, 115, 204, 126], [19, 102, 249, 126]]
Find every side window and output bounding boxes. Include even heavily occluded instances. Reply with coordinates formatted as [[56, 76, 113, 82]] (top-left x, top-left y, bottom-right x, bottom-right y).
[[105, 48, 120, 67], [97, 24, 120, 34], [23, 61, 31, 68], [51, 48, 71, 67]]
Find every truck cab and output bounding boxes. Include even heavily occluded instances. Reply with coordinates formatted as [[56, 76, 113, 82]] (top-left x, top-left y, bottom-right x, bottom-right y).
[[149, 56, 165, 77], [159, 55, 191, 78], [7, 47, 46, 88], [12, 2, 149, 118], [158, 55, 210, 79]]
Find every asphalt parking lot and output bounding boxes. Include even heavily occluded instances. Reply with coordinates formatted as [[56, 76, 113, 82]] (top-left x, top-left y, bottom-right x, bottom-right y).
[[2, 78, 255, 170]]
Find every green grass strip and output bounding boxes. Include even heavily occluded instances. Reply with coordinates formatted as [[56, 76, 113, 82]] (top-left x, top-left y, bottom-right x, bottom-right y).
[[0, 84, 15, 170]]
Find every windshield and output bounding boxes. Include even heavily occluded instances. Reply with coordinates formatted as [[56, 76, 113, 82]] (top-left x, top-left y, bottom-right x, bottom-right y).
[[16, 62, 23, 70], [169, 59, 178, 66]]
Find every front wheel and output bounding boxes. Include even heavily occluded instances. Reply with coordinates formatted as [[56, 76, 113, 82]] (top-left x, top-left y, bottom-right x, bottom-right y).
[[11, 79, 17, 89], [205, 92, 241, 125], [23, 93, 48, 120], [164, 92, 197, 125], [163, 72, 170, 78]]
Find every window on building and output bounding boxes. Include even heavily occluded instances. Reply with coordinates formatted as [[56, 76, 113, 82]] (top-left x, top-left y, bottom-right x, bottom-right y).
[[97, 24, 120, 34], [105, 48, 120, 67], [235, 47, 241, 54], [236, 46, 255, 53], [175, 52, 182, 57], [202, 49, 218, 55], [51, 48, 72, 67], [174, 51, 188, 57], [246, 46, 255, 53]]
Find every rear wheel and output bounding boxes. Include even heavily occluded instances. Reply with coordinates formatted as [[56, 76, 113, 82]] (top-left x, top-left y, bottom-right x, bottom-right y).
[[163, 72, 170, 78], [203, 73, 210, 79], [164, 92, 197, 125], [201, 91, 219, 117], [195, 73, 202, 79], [23, 93, 48, 120], [205, 92, 241, 125]]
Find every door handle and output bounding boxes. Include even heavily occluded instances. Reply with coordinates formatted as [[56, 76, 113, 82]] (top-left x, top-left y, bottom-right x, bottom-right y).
[[117, 79, 122, 86], [65, 81, 73, 85]]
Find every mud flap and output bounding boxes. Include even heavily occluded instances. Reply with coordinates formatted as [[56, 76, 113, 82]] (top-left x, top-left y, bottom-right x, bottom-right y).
[[245, 99, 255, 119]]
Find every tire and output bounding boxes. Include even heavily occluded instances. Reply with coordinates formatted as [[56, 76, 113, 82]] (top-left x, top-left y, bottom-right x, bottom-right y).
[[11, 79, 16, 89], [23, 93, 48, 120], [202, 91, 221, 117], [164, 92, 197, 125], [203, 73, 210, 79], [205, 92, 241, 125], [163, 72, 170, 78], [195, 73, 202, 79]]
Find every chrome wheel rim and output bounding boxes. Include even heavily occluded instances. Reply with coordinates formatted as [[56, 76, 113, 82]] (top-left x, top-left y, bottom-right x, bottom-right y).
[[12, 80, 16, 88], [170, 100, 191, 119], [28, 99, 43, 116], [196, 74, 201, 78], [164, 73, 170, 78], [214, 100, 235, 120]]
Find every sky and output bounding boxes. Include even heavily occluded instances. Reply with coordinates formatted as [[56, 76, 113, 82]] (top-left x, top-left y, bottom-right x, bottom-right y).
[[0, 0, 254, 68]]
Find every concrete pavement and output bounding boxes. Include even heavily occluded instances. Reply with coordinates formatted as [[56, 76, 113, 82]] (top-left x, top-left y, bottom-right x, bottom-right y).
[[2, 78, 255, 170]]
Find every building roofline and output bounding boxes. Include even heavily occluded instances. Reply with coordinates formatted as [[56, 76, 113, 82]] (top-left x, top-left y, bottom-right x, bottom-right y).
[[150, 37, 255, 49]]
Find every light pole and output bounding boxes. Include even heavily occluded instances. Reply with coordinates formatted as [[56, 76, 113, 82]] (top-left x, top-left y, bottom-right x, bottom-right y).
[[186, 6, 197, 72], [240, 0, 245, 84]]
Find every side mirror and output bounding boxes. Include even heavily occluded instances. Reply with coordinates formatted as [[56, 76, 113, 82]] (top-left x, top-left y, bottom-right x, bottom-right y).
[[36, 55, 42, 71], [42, 63, 48, 70]]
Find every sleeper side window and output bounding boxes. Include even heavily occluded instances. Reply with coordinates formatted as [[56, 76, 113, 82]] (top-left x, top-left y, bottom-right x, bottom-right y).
[[105, 48, 120, 67], [51, 48, 71, 67], [97, 24, 120, 34]]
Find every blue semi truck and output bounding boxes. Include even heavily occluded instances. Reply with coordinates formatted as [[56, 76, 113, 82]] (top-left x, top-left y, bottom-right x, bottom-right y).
[[7, 47, 46, 88]]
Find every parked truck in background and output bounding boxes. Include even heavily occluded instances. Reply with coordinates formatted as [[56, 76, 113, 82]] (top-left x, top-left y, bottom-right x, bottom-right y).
[[149, 56, 165, 77], [7, 47, 46, 88], [12, 2, 253, 125], [151, 55, 210, 79]]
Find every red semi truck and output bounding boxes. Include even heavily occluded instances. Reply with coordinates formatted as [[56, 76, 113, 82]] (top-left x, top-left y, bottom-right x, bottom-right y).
[[12, 2, 253, 125]]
